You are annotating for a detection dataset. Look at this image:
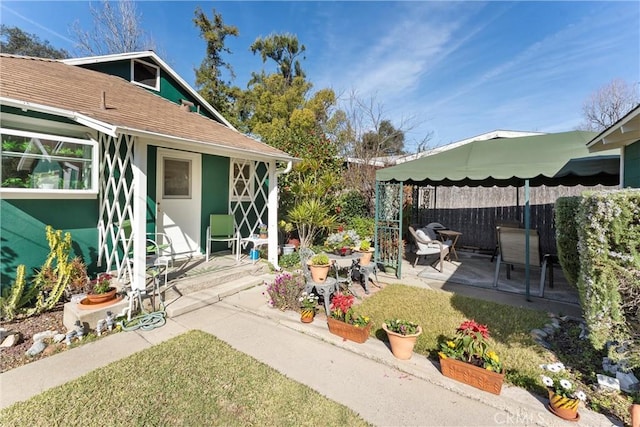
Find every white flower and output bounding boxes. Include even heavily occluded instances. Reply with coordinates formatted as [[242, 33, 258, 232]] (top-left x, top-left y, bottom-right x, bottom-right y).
[[541, 376, 554, 387], [575, 391, 587, 401], [560, 379, 572, 390], [298, 297, 303, 302], [547, 363, 562, 373]]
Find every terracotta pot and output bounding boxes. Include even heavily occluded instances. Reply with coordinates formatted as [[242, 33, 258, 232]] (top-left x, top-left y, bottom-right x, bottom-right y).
[[287, 238, 300, 249], [308, 262, 330, 283], [259, 233, 268, 239], [630, 403, 640, 427], [438, 355, 504, 395], [300, 308, 315, 323], [85, 287, 117, 304], [548, 390, 580, 421], [327, 317, 372, 343], [383, 323, 422, 360], [359, 250, 373, 265]]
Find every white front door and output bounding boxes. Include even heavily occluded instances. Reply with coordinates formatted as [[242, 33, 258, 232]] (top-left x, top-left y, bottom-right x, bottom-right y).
[[156, 148, 201, 259]]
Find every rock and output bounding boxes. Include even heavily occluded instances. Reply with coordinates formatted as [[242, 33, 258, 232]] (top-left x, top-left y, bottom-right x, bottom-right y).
[[534, 338, 552, 349], [33, 330, 58, 343], [597, 374, 621, 391], [53, 333, 66, 343], [42, 344, 59, 357], [616, 371, 639, 393], [0, 328, 7, 341], [579, 323, 588, 339], [0, 333, 21, 348], [543, 325, 555, 335], [550, 318, 561, 328], [602, 357, 618, 375], [531, 328, 548, 338], [26, 340, 46, 357]]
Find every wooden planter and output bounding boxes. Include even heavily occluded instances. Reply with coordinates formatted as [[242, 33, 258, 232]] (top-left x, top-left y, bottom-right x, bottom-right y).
[[439, 355, 504, 395], [327, 317, 372, 343]]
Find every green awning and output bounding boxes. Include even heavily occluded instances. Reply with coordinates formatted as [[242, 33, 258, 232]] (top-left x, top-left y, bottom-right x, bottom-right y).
[[376, 130, 619, 187]]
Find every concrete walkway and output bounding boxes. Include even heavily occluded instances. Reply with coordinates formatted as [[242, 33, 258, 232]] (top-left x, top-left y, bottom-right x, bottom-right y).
[[0, 258, 619, 426]]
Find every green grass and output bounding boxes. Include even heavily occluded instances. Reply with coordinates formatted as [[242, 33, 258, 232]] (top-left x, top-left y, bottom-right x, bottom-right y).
[[354, 284, 553, 391], [0, 331, 370, 427]]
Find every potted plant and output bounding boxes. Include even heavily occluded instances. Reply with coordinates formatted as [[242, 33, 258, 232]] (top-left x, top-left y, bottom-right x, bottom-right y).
[[308, 252, 331, 283], [327, 292, 372, 343], [258, 223, 268, 239], [325, 228, 360, 256], [84, 273, 117, 304], [382, 318, 422, 360], [540, 362, 587, 421], [356, 239, 374, 265], [438, 319, 505, 395], [299, 291, 319, 323], [631, 394, 640, 427]]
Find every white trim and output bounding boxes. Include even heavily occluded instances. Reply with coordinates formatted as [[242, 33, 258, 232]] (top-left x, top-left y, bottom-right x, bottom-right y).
[[230, 159, 254, 202], [587, 105, 640, 151], [62, 51, 237, 130], [130, 58, 160, 91], [131, 140, 148, 292], [0, 97, 117, 137]]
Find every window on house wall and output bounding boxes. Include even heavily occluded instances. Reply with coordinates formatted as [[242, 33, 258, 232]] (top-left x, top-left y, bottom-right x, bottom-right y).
[[230, 159, 254, 201], [131, 59, 160, 91], [1, 128, 97, 195], [163, 158, 191, 198]]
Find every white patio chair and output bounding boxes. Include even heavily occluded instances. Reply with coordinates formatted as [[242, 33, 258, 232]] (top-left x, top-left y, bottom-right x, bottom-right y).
[[408, 226, 450, 272]]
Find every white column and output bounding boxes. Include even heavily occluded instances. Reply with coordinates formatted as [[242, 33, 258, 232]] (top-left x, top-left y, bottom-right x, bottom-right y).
[[267, 160, 279, 268], [131, 139, 148, 291]]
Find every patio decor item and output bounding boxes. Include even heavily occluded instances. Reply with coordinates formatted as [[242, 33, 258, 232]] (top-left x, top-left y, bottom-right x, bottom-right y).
[[327, 292, 371, 343], [438, 319, 504, 395], [308, 253, 331, 283], [356, 240, 374, 265], [382, 319, 422, 360], [85, 273, 117, 304], [299, 292, 318, 323], [540, 362, 586, 421]]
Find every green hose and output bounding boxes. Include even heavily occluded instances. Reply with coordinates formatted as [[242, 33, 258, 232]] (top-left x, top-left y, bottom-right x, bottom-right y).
[[121, 310, 166, 331]]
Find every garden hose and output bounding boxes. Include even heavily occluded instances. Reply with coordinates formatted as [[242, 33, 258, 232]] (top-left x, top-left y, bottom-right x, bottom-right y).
[[120, 286, 166, 331]]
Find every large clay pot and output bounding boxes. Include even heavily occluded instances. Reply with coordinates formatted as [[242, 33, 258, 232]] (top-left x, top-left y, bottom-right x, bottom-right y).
[[630, 403, 640, 427], [383, 323, 422, 360], [359, 250, 373, 266], [85, 287, 117, 304], [548, 390, 580, 421], [308, 262, 330, 283]]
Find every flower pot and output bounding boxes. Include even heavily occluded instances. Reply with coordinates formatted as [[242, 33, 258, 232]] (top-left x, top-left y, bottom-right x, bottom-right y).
[[438, 355, 504, 395], [548, 390, 580, 421], [308, 262, 331, 283], [259, 233, 268, 239], [327, 317, 372, 343], [358, 250, 373, 266], [287, 238, 300, 249], [282, 244, 295, 255], [300, 308, 315, 323], [85, 287, 117, 304], [383, 323, 422, 360], [630, 403, 640, 427]]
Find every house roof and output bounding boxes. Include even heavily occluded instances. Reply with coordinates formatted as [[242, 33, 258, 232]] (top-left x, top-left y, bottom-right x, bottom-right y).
[[587, 104, 640, 152], [376, 130, 619, 187], [61, 51, 236, 130], [0, 54, 295, 162]]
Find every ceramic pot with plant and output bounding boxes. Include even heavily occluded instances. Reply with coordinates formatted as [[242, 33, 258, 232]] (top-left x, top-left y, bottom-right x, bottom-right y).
[[540, 362, 586, 421], [327, 292, 372, 343], [383, 318, 422, 360], [308, 253, 331, 283], [258, 223, 268, 239], [438, 319, 505, 394], [299, 291, 319, 323], [85, 273, 117, 304], [357, 240, 373, 265]]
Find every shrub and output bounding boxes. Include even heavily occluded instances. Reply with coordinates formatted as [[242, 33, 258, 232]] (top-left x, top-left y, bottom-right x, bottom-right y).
[[264, 272, 305, 311], [347, 216, 375, 241], [554, 196, 580, 288], [335, 190, 368, 223], [278, 252, 300, 268]]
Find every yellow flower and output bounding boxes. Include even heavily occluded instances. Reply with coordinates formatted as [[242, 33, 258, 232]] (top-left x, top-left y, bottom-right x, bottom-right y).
[[447, 341, 455, 348], [487, 350, 499, 362], [438, 352, 447, 359]]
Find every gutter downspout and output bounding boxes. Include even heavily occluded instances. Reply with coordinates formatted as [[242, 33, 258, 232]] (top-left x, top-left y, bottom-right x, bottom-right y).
[[268, 160, 293, 270]]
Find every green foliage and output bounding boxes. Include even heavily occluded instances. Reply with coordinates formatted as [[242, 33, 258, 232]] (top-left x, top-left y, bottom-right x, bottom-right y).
[[0, 265, 27, 321], [358, 240, 371, 252], [384, 318, 420, 336], [555, 196, 581, 288], [250, 33, 306, 84], [288, 199, 336, 248], [347, 216, 375, 241], [278, 251, 300, 268], [576, 189, 640, 367], [0, 25, 69, 58], [336, 190, 369, 222], [310, 253, 329, 266]]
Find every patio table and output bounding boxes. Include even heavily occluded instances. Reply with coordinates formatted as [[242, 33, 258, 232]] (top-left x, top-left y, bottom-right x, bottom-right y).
[[437, 229, 462, 261], [240, 235, 268, 263], [328, 253, 379, 294]]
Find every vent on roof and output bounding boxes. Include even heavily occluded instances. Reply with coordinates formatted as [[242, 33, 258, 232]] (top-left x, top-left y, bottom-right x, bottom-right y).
[[180, 99, 195, 112]]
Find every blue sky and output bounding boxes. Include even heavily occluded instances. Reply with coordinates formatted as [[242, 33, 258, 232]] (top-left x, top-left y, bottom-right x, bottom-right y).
[[2, 1, 639, 151]]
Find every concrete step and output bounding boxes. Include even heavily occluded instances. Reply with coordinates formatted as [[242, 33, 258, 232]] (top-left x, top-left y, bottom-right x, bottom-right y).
[[163, 272, 273, 318]]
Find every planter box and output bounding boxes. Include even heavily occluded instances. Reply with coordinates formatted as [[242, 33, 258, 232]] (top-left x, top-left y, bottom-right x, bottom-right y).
[[327, 317, 372, 343], [439, 356, 504, 395]]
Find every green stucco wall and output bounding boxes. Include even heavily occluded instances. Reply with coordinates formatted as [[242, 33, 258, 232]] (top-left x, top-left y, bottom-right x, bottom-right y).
[[0, 199, 99, 286], [201, 154, 230, 251], [624, 140, 640, 188]]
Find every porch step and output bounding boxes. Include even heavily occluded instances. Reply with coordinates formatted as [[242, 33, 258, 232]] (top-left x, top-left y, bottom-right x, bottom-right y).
[[162, 263, 273, 318]]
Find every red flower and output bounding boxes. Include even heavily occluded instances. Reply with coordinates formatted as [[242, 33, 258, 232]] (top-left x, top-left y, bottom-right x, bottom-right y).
[[457, 319, 490, 339]]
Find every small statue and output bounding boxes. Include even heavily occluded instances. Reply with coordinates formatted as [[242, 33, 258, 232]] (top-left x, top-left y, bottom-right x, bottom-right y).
[[74, 320, 84, 341], [105, 311, 115, 331], [96, 319, 106, 336]]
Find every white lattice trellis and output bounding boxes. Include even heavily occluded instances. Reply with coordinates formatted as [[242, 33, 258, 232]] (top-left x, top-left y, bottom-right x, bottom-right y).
[[230, 159, 269, 236], [97, 133, 135, 280]]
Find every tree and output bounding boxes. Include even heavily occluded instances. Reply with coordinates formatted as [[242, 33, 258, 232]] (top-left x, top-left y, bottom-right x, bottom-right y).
[[250, 33, 306, 85], [362, 120, 405, 156], [69, 0, 155, 55], [0, 25, 68, 59], [580, 78, 640, 131], [193, 7, 240, 119]]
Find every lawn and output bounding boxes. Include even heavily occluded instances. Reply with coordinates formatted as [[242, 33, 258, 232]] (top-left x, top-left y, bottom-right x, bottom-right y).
[[0, 330, 370, 427]]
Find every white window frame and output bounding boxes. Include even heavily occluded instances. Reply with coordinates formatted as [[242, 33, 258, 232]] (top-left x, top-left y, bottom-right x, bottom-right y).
[[130, 59, 160, 91], [162, 157, 192, 199], [230, 159, 254, 202], [0, 127, 99, 199]]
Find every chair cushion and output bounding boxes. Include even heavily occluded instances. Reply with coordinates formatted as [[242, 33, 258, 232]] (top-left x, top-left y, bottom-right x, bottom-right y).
[[415, 229, 439, 254], [421, 227, 439, 241]]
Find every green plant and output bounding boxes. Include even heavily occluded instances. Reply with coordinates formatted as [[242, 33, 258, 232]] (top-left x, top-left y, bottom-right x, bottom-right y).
[[87, 273, 113, 295], [258, 223, 268, 235], [325, 228, 360, 251], [288, 199, 336, 248], [299, 291, 319, 310], [264, 272, 304, 311], [555, 196, 580, 287], [438, 319, 503, 372], [335, 190, 368, 223], [278, 251, 300, 268], [357, 240, 371, 252], [329, 292, 370, 327], [540, 362, 587, 401], [346, 216, 375, 241], [310, 253, 330, 266], [66, 257, 88, 294], [384, 318, 420, 336], [0, 265, 30, 321]]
